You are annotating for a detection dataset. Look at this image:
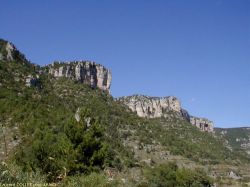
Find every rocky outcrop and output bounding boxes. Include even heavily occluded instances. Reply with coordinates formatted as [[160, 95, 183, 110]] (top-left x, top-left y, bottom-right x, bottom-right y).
[[0, 39, 112, 92], [117, 95, 214, 132], [25, 74, 39, 87], [117, 95, 183, 118], [47, 61, 112, 93], [0, 39, 28, 63], [190, 117, 214, 133]]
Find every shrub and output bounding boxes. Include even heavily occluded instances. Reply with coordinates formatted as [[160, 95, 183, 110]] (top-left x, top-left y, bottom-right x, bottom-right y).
[[143, 162, 213, 187]]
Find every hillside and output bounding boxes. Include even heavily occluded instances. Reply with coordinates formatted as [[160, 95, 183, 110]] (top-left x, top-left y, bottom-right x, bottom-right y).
[[215, 127, 250, 155], [1, 39, 250, 186], [117, 95, 214, 133]]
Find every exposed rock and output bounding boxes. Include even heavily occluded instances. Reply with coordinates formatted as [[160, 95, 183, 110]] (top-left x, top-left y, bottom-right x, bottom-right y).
[[241, 142, 250, 149], [181, 108, 190, 120], [5, 42, 15, 61], [117, 95, 183, 118], [75, 108, 80, 122], [228, 171, 241, 180], [220, 130, 227, 135], [85, 117, 91, 127], [117, 95, 214, 132], [74, 108, 91, 127], [0, 39, 28, 62], [47, 61, 112, 93], [25, 75, 39, 87], [190, 116, 214, 133]]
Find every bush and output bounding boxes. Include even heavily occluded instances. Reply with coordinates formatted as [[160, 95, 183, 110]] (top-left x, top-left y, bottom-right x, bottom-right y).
[[143, 162, 213, 187]]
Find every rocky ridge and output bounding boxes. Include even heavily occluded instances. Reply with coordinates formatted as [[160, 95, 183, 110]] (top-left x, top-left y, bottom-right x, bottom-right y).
[[0, 39, 112, 93], [0, 39, 213, 132], [47, 61, 112, 93], [117, 95, 214, 132], [117, 95, 184, 118], [0, 39, 27, 63]]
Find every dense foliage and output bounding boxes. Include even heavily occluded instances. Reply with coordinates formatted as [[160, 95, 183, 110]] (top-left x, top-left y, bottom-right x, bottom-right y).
[[15, 108, 108, 181]]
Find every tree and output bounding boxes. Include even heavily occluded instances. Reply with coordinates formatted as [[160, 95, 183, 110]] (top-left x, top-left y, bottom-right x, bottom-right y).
[[64, 108, 108, 175]]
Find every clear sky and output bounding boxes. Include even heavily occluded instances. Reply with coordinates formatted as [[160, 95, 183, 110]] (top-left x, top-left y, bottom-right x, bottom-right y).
[[1, 0, 249, 128]]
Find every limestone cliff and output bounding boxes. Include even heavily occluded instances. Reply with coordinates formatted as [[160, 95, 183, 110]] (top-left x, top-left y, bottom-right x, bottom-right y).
[[117, 95, 214, 132], [47, 61, 112, 93], [117, 95, 183, 118], [0, 39, 112, 93], [190, 117, 214, 133]]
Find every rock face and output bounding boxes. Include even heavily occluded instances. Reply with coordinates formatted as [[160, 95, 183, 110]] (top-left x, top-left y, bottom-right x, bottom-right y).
[[190, 117, 214, 133], [117, 95, 214, 132], [0, 39, 27, 62], [47, 61, 112, 93], [0, 39, 112, 92], [117, 95, 183, 118]]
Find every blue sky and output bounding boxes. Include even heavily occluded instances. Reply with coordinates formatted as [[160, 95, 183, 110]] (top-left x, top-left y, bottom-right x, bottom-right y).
[[1, 0, 249, 127]]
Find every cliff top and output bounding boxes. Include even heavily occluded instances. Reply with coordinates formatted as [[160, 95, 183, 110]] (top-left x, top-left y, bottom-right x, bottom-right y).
[[47, 60, 111, 71], [117, 94, 179, 101]]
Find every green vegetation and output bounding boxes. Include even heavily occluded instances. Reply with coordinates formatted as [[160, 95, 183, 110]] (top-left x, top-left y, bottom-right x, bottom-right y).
[[215, 127, 250, 154], [142, 162, 213, 187], [0, 58, 137, 182], [0, 162, 46, 184], [1, 39, 250, 186], [15, 108, 109, 181], [137, 118, 250, 165], [61, 173, 119, 187]]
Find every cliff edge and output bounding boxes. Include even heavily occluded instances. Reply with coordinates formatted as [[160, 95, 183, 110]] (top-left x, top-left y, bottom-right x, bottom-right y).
[[46, 61, 112, 93], [117, 95, 214, 132]]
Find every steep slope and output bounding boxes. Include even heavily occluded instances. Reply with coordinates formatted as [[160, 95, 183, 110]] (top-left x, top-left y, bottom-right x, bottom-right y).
[[1, 39, 250, 186]]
